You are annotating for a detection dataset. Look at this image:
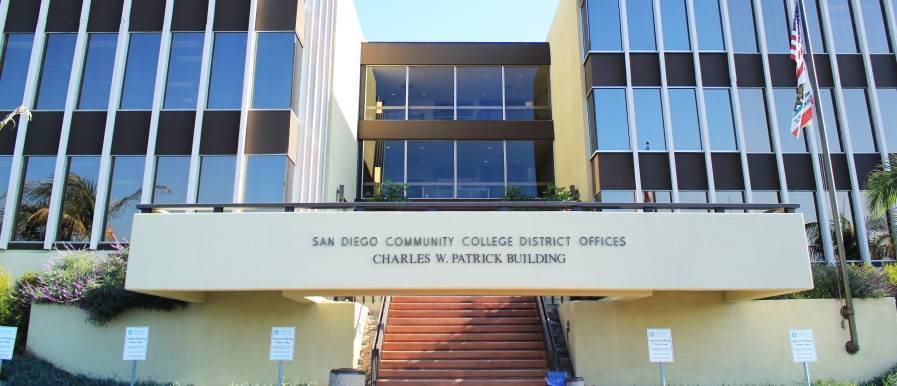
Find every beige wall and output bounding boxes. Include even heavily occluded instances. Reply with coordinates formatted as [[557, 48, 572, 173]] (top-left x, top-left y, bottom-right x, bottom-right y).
[[27, 292, 368, 385], [0, 250, 54, 279], [560, 293, 897, 385], [548, 0, 592, 199]]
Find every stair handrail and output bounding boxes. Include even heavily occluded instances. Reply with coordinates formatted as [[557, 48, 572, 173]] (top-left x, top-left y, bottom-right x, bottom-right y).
[[370, 296, 391, 384], [537, 296, 560, 372]]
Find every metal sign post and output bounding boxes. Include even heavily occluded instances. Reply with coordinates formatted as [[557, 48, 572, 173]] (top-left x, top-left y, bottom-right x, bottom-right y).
[[130, 360, 138, 386], [269, 326, 296, 386], [659, 362, 667, 386], [647, 329, 673, 386], [803, 362, 812, 386], [276, 360, 284, 386]]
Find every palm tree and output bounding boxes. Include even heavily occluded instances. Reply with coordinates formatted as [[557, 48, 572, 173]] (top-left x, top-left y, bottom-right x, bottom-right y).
[[865, 154, 897, 218]]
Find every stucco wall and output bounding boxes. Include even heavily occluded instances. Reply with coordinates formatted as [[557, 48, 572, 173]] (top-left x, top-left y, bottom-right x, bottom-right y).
[[0, 250, 83, 279], [27, 292, 368, 385], [559, 293, 897, 385]]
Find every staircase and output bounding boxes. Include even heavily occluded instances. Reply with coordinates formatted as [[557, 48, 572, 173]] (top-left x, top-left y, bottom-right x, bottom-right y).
[[375, 296, 548, 386]]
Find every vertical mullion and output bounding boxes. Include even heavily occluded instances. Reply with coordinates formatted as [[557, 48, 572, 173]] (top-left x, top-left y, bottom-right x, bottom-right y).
[[44, 0, 93, 249], [453, 66, 458, 120], [233, 0, 258, 203], [719, 0, 753, 202], [851, 1, 890, 162], [313, 0, 336, 202], [140, 0, 175, 204], [291, 0, 312, 202], [300, 0, 323, 202], [502, 140, 508, 193], [501, 66, 507, 120], [685, 0, 715, 203], [0, 0, 50, 248], [0, 1, 10, 57], [404, 65, 409, 120], [620, 0, 643, 202], [654, 0, 680, 203], [90, 0, 133, 249], [186, 0, 217, 204], [453, 140, 458, 199]]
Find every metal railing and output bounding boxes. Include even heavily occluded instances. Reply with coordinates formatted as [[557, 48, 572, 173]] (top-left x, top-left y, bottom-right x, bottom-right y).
[[536, 296, 560, 372], [369, 296, 391, 385], [137, 202, 799, 213]]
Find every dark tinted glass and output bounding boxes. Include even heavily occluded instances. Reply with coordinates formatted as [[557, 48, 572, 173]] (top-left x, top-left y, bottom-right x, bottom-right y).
[[164, 33, 204, 109], [457, 66, 502, 120], [0, 157, 12, 231], [207, 33, 247, 110], [505, 66, 551, 120], [842, 89, 876, 153], [628, 0, 656, 51], [762, 0, 790, 53], [661, 0, 691, 50], [587, 0, 623, 51], [407, 141, 453, 198], [814, 88, 842, 152], [408, 66, 453, 120], [0, 34, 34, 109], [594, 89, 630, 150], [739, 88, 772, 152], [197, 155, 235, 203], [253, 33, 296, 109], [879, 89, 897, 152], [35, 34, 77, 110], [57, 156, 100, 242], [103, 156, 145, 242], [78, 34, 118, 110], [506, 141, 543, 197], [152, 156, 190, 203], [861, 0, 892, 53], [361, 140, 405, 198], [634, 89, 666, 150], [694, 0, 725, 50], [704, 89, 738, 150], [669, 88, 702, 151], [775, 88, 808, 152], [120, 33, 161, 109], [828, 0, 859, 53], [728, 0, 758, 52], [245, 155, 292, 203], [14, 156, 56, 241], [458, 141, 504, 198], [364, 66, 406, 120]]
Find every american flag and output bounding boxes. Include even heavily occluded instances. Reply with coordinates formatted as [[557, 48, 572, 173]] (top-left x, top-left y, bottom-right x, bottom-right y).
[[789, 2, 814, 138]]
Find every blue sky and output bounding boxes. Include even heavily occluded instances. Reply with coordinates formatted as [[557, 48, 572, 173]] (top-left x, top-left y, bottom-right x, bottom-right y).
[[353, 0, 561, 42]]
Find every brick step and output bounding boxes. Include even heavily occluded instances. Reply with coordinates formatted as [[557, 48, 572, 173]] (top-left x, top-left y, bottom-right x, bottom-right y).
[[376, 379, 546, 386], [388, 317, 540, 326], [378, 369, 545, 379], [390, 303, 536, 311], [381, 350, 546, 360], [387, 325, 541, 334], [385, 333, 543, 342], [383, 341, 544, 351], [391, 296, 536, 304], [389, 310, 538, 318], [380, 359, 547, 369]]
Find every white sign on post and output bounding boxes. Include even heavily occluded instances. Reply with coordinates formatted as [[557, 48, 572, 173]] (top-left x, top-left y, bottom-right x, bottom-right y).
[[122, 327, 149, 361], [269, 327, 296, 361], [647, 328, 674, 363], [789, 329, 818, 363], [0, 326, 17, 360]]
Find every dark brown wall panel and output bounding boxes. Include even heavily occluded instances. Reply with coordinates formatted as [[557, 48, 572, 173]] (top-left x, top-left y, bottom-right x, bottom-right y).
[[24, 112, 63, 155], [362, 43, 551, 66], [256, 0, 298, 31], [675, 153, 707, 190], [813, 54, 834, 88], [828, 154, 852, 190], [699, 53, 729, 86], [837, 55, 867, 87], [130, 0, 165, 31], [595, 153, 635, 190], [5, 0, 41, 32], [88, 0, 124, 32], [588, 53, 626, 87], [245, 110, 293, 154], [853, 154, 882, 190], [0, 112, 17, 154], [112, 111, 150, 155], [783, 154, 814, 190], [200, 111, 240, 154], [873, 55, 897, 87], [711, 153, 743, 189], [630, 54, 660, 86], [769, 54, 796, 87], [664, 53, 695, 86], [68, 112, 106, 155], [172, 0, 208, 31], [156, 111, 195, 155], [358, 120, 554, 141], [214, 0, 251, 31], [638, 153, 671, 190], [748, 153, 780, 190], [47, 0, 83, 32], [735, 54, 764, 87]]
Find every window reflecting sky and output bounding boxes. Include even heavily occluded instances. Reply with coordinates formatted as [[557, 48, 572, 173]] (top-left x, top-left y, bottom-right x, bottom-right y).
[[78, 34, 118, 110], [739, 88, 772, 152], [245, 155, 292, 203], [627, 0, 656, 51], [703, 89, 737, 151], [860, 0, 892, 53], [587, 0, 622, 51], [762, 0, 790, 53], [0, 34, 33, 109], [828, 0, 858, 53], [594, 89, 630, 151], [633, 89, 665, 151], [120, 33, 161, 109], [774, 88, 808, 152], [253, 33, 296, 109], [152, 156, 190, 204], [197, 155, 235, 203], [878, 89, 897, 152], [728, 0, 758, 52], [104, 156, 144, 242], [164, 33, 204, 109], [669, 89, 702, 151], [208, 33, 247, 110], [661, 0, 691, 51], [35, 34, 77, 110], [0, 157, 11, 232], [842, 89, 876, 153], [694, 0, 725, 50]]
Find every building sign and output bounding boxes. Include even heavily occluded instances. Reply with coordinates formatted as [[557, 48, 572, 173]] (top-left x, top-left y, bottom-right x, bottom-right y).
[[789, 329, 817, 363], [0, 326, 17, 360], [122, 326, 149, 361], [647, 328, 674, 363], [269, 327, 296, 361]]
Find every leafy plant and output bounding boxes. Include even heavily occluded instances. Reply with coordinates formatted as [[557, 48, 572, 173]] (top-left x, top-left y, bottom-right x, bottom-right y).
[[775, 263, 897, 300], [884, 264, 897, 289], [367, 181, 408, 202], [0, 353, 181, 385], [500, 185, 580, 201]]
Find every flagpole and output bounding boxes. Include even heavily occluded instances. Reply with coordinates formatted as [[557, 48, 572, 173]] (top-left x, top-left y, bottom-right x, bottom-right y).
[[795, 0, 858, 354]]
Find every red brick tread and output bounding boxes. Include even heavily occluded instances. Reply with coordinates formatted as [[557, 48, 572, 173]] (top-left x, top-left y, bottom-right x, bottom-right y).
[[390, 302, 536, 310], [383, 341, 545, 351], [376, 379, 545, 386], [387, 325, 541, 334], [378, 369, 545, 378], [381, 350, 546, 360], [389, 310, 538, 318], [385, 333, 543, 342], [391, 296, 536, 304], [387, 317, 540, 326], [380, 359, 547, 369]]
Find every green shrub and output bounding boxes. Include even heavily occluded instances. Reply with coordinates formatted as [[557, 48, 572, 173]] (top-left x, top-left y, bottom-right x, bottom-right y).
[[0, 353, 179, 385], [366, 181, 408, 202], [500, 185, 580, 201], [884, 264, 897, 289], [814, 381, 858, 386], [777, 263, 896, 299]]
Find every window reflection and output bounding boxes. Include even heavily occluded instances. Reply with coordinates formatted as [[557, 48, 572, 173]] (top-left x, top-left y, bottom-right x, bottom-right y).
[[728, 0, 759, 52], [739, 89, 772, 152], [828, 0, 859, 53], [507, 141, 552, 197], [407, 141, 454, 198], [804, 0, 827, 52], [197, 155, 235, 203], [120, 33, 161, 109], [669, 88, 702, 151], [244, 155, 293, 203], [762, 0, 790, 53], [813, 89, 842, 152], [704, 89, 737, 151], [842, 89, 877, 153], [634, 89, 666, 151], [457, 67, 502, 120], [628, 0, 656, 51], [694, 0, 725, 50], [408, 66, 453, 120], [253, 33, 297, 109], [0, 34, 34, 109], [458, 141, 504, 198], [860, 0, 892, 53], [362, 140, 405, 198], [505, 66, 551, 120], [878, 89, 897, 151], [14, 156, 56, 241], [35, 34, 77, 110], [661, 0, 691, 51], [364, 66, 406, 120], [152, 156, 190, 204], [208, 33, 247, 110], [164, 33, 204, 109], [774, 88, 808, 152], [0, 157, 12, 232], [78, 34, 117, 110], [593, 89, 630, 151], [585, 0, 623, 51], [57, 156, 100, 242], [103, 156, 145, 242], [679, 190, 709, 212]]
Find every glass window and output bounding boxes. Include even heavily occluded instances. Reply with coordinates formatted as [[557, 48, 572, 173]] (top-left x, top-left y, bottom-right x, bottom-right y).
[[35, 33, 77, 110], [879, 89, 897, 151], [842, 89, 877, 153], [504, 66, 551, 120], [197, 155, 235, 203], [78, 34, 117, 110], [753, 190, 780, 204], [834, 190, 859, 260], [0, 157, 12, 231], [586, 0, 623, 51], [669, 88, 702, 151], [207, 33, 247, 110], [244, 155, 293, 203], [634, 89, 666, 150], [14, 156, 56, 241], [57, 156, 100, 242], [828, 0, 859, 53], [717, 190, 745, 204], [694, 0, 726, 50], [804, 0, 827, 52], [0, 34, 34, 109], [790, 191, 818, 225], [103, 156, 144, 242], [457, 141, 504, 198], [598, 190, 635, 202], [457, 66, 502, 120], [861, 0, 892, 53], [704, 89, 738, 150], [253, 33, 297, 109], [814, 88, 842, 152], [361, 140, 405, 198], [728, 0, 759, 52], [408, 66, 453, 120], [739, 88, 772, 152], [774, 88, 808, 152], [661, 0, 691, 50], [152, 156, 190, 204], [407, 141, 454, 198], [364, 66, 406, 120], [679, 191, 709, 212], [628, 0, 656, 51], [593, 89, 630, 150], [163, 33, 204, 109], [762, 0, 790, 53], [120, 33, 161, 109], [507, 141, 551, 198]]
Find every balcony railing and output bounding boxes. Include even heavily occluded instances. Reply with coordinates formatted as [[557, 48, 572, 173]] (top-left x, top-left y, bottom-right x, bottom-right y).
[[137, 202, 799, 213]]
